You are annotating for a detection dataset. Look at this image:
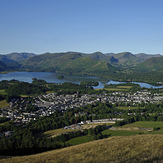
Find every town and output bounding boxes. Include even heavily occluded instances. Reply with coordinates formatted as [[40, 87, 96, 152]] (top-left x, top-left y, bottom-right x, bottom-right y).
[[1, 89, 163, 124]]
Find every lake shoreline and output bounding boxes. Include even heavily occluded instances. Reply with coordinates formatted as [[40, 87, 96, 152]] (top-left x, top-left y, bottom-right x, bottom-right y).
[[0, 71, 162, 89]]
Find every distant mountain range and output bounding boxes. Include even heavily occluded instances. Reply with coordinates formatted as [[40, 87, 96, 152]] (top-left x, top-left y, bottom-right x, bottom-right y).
[[135, 53, 162, 62], [20, 52, 117, 75], [0, 51, 162, 83], [5, 52, 35, 62], [0, 53, 35, 71]]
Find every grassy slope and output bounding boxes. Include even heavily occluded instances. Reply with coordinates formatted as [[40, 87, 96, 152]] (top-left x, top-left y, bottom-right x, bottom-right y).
[[1, 134, 163, 163], [67, 135, 93, 145], [137, 56, 163, 72], [21, 52, 116, 74], [0, 100, 9, 108]]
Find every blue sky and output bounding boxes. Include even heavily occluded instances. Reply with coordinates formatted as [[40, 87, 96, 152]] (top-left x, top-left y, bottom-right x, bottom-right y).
[[0, 0, 163, 54]]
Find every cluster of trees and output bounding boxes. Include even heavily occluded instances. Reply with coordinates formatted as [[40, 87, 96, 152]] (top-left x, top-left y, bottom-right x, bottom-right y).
[[0, 79, 20, 89], [5, 82, 48, 96], [0, 121, 16, 133], [98, 69, 163, 85], [0, 94, 5, 101], [1, 79, 100, 98], [32, 78, 47, 85], [0, 128, 66, 155], [48, 82, 95, 95], [57, 75, 64, 79], [0, 117, 10, 124], [0, 123, 107, 155]]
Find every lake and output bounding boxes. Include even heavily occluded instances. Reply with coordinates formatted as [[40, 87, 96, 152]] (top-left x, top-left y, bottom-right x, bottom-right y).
[[0, 72, 162, 89]]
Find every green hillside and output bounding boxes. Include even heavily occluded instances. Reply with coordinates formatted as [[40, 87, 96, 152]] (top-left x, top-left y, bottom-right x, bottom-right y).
[[20, 52, 117, 75], [137, 56, 163, 72], [0, 55, 20, 68], [1, 134, 163, 163]]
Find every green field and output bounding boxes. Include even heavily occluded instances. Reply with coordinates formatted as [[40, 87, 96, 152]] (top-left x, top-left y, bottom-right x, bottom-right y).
[[117, 106, 144, 110], [67, 130, 144, 146], [0, 90, 6, 95], [66, 121, 163, 146], [46, 91, 55, 94], [121, 121, 163, 128], [101, 85, 133, 92], [117, 86, 132, 89], [35, 128, 79, 138], [0, 100, 9, 108], [67, 135, 93, 145]]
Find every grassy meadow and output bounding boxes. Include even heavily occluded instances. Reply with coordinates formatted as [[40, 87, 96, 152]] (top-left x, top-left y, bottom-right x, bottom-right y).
[[35, 128, 79, 138], [117, 86, 132, 89], [121, 121, 163, 128], [95, 85, 132, 92]]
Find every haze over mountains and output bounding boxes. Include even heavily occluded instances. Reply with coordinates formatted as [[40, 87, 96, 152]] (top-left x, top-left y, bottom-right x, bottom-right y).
[[0, 51, 162, 83]]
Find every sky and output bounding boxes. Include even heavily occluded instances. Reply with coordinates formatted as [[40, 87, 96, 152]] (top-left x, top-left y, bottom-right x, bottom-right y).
[[0, 0, 163, 55]]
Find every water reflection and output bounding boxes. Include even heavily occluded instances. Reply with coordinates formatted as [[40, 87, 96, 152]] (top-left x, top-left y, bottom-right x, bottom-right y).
[[0, 72, 162, 89]]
